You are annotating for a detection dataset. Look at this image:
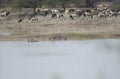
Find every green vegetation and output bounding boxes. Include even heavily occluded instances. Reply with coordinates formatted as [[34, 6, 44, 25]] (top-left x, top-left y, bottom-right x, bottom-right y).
[[68, 33, 107, 40]]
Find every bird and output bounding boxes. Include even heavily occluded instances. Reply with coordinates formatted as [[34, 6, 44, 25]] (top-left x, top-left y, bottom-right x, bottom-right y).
[[69, 15, 74, 20], [18, 18, 22, 23]]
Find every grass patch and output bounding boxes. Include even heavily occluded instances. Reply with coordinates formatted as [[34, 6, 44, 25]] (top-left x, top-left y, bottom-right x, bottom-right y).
[[68, 33, 109, 40]]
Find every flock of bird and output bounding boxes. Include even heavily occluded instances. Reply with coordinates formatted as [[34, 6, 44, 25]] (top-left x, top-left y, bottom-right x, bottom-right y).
[[1, 8, 120, 23]]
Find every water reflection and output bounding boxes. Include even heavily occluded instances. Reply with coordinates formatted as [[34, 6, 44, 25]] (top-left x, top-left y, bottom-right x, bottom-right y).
[[96, 69, 106, 79], [96, 39, 120, 57], [0, 39, 120, 79]]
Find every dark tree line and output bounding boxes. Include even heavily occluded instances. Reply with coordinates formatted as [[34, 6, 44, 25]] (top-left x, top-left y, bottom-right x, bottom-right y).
[[0, 0, 120, 9]]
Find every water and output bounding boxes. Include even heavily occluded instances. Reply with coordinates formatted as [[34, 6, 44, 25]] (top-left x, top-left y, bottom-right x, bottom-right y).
[[0, 39, 120, 79]]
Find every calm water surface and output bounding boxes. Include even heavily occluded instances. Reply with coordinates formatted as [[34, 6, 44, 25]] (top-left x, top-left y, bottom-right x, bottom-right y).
[[0, 39, 120, 79]]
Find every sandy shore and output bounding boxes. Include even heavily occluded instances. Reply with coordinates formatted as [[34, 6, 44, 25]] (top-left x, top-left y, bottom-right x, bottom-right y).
[[0, 16, 120, 41]]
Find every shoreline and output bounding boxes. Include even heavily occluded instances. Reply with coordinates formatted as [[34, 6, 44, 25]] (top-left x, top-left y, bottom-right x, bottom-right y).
[[0, 33, 120, 42], [1, 13, 120, 41]]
